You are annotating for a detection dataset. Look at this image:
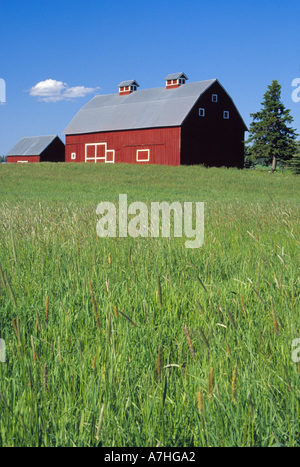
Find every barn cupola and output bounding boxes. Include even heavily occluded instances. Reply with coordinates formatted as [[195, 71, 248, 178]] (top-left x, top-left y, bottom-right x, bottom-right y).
[[165, 72, 188, 89], [118, 80, 140, 96]]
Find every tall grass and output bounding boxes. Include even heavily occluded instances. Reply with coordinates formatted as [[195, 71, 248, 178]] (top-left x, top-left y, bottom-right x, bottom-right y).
[[0, 163, 299, 446]]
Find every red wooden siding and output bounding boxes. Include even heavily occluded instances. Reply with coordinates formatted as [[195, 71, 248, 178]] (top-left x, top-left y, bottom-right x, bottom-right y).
[[6, 156, 40, 163], [166, 80, 182, 89], [119, 87, 133, 95], [65, 127, 181, 166]]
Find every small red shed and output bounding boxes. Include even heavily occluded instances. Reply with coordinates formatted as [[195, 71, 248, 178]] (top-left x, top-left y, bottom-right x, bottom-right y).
[[63, 73, 247, 168], [6, 135, 65, 163]]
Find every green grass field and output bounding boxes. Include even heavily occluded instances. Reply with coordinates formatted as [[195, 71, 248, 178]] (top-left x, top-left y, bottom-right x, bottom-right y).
[[0, 163, 300, 447]]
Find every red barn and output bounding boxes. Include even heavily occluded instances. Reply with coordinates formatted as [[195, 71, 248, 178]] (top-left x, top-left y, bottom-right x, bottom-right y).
[[6, 135, 65, 163], [63, 73, 247, 168]]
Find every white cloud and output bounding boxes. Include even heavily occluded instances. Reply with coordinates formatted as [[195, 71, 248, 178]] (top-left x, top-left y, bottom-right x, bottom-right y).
[[63, 86, 98, 99], [29, 79, 99, 102]]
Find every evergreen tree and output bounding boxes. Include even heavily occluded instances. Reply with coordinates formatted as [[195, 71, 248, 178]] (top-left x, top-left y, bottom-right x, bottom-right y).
[[246, 80, 298, 172], [290, 141, 300, 174], [244, 145, 257, 169]]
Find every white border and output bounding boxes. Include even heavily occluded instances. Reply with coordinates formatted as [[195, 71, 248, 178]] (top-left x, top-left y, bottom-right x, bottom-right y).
[[223, 111, 230, 119], [199, 108, 205, 117], [71, 152, 76, 160], [212, 94, 218, 102], [136, 149, 150, 162]]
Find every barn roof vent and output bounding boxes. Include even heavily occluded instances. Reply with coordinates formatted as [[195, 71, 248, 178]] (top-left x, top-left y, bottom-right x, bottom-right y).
[[118, 80, 140, 96], [165, 72, 188, 89]]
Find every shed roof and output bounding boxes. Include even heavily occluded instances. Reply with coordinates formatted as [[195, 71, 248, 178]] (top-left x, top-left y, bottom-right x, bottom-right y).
[[6, 135, 60, 156], [63, 79, 219, 135]]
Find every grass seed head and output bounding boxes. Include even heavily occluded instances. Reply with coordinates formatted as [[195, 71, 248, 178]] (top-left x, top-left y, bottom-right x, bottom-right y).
[[89, 281, 101, 329], [270, 296, 279, 336], [198, 388, 204, 414], [31, 335, 37, 364], [92, 355, 97, 371], [43, 363, 48, 391], [231, 364, 237, 403], [184, 326, 196, 361]]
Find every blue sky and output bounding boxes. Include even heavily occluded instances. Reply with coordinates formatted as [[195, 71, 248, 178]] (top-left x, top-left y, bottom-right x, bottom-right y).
[[1, 0, 300, 156]]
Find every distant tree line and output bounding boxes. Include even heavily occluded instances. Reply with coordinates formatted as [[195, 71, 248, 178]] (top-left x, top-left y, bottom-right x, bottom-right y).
[[244, 80, 299, 173]]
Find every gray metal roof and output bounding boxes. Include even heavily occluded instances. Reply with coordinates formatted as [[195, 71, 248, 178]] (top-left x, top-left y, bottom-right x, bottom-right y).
[[165, 72, 188, 81], [63, 80, 217, 135], [118, 80, 140, 88], [6, 135, 59, 156]]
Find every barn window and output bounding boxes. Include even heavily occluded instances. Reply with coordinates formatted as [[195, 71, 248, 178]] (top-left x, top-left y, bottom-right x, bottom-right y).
[[71, 152, 76, 160], [167, 79, 181, 86], [223, 111, 230, 119], [137, 149, 150, 162], [85, 143, 106, 162], [199, 108, 205, 117], [212, 94, 218, 102], [106, 149, 115, 163]]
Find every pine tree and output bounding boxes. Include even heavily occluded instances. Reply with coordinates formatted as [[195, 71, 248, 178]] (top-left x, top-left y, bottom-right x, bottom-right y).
[[244, 144, 257, 169], [246, 80, 298, 172], [290, 141, 300, 174]]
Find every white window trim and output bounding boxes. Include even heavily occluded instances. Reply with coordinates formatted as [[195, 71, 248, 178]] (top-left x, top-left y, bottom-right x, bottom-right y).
[[17, 160, 28, 163], [212, 94, 218, 102], [85, 143, 115, 163], [223, 111, 230, 119], [120, 85, 136, 93], [105, 149, 115, 164], [71, 152, 76, 160], [136, 149, 150, 162], [199, 108, 205, 117], [166, 78, 185, 87], [85, 143, 107, 162]]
